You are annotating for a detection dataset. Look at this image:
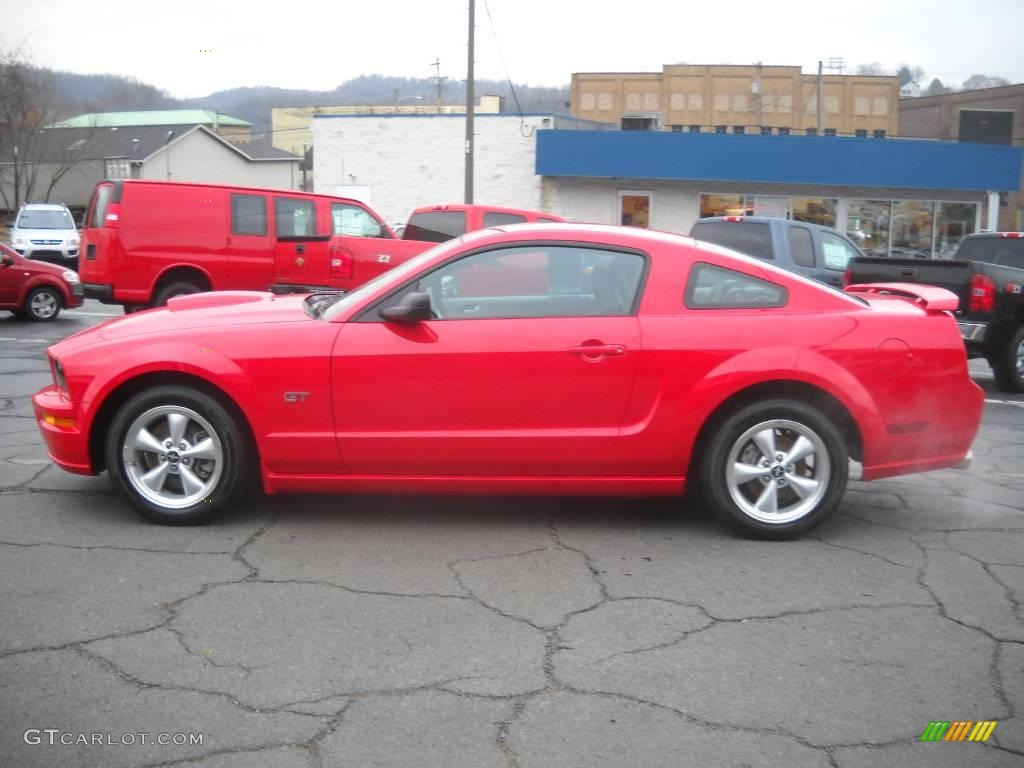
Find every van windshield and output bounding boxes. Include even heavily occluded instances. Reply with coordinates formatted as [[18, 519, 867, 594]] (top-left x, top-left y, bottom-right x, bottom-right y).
[[17, 210, 74, 230]]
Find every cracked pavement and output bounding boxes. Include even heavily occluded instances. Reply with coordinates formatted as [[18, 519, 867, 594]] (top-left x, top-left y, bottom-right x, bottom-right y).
[[1, 304, 1022, 766]]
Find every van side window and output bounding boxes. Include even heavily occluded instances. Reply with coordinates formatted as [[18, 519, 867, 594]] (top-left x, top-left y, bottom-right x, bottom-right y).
[[231, 194, 267, 236], [331, 202, 389, 238], [788, 226, 815, 267], [483, 212, 527, 227], [274, 197, 317, 238]]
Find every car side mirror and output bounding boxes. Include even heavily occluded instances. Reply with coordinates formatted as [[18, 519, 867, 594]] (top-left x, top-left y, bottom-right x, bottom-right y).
[[1, 254, 13, 267], [379, 291, 434, 323]]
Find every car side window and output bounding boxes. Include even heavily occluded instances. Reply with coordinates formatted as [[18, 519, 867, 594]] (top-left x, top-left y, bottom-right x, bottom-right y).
[[274, 197, 317, 238], [684, 262, 787, 309], [231, 194, 267, 236], [788, 226, 815, 268], [482, 212, 527, 228], [331, 202, 390, 239], [381, 245, 645, 321], [403, 211, 467, 242], [820, 231, 859, 271]]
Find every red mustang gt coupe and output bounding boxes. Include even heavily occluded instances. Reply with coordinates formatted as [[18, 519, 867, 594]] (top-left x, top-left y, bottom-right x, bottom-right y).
[[33, 224, 982, 538]]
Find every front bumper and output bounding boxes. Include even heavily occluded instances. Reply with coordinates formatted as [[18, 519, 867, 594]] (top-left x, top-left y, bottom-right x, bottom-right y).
[[32, 386, 94, 475]]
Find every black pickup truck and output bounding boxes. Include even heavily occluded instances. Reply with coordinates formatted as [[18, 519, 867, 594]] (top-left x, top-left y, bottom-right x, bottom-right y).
[[846, 232, 1024, 393]]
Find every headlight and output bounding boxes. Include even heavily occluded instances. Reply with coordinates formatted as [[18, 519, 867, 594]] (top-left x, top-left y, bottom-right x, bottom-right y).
[[62, 270, 80, 283], [51, 356, 68, 392], [13, 236, 25, 246], [69, 236, 80, 247]]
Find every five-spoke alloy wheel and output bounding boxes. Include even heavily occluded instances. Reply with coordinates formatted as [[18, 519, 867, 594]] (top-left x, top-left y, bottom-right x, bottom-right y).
[[701, 399, 848, 539], [106, 385, 251, 524]]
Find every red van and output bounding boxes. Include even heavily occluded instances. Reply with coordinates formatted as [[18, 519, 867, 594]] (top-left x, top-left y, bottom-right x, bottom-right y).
[[79, 180, 432, 310]]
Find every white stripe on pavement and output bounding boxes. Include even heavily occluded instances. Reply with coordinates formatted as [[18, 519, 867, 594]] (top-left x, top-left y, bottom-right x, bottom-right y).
[[984, 398, 1024, 408], [63, 310, 122, 317]]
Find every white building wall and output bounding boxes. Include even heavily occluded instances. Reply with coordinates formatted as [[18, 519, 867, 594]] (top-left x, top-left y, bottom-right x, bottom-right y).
[[141, 130, 297, 190], [542, 178, 701, 234], [313, 115, 549, 224]]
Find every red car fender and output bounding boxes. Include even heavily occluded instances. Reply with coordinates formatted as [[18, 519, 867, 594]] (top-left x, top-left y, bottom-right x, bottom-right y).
[[18, 274, 72, 307], [672, 345, 884, 469], [76, 343, 259, 458]]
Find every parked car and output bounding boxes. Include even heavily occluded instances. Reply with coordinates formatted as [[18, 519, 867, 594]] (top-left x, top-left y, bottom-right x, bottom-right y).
[[10, 203, 80, 265], [0, 242, 84, 321], [690, 216, 864, 287], [401, 204, 564, 242], [34, 224, 980, 538], [78, 180, 433, 311], [846, 231, 1024, 392]]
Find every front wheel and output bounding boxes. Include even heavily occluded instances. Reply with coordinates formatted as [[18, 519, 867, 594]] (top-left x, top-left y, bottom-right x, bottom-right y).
[[700, 399, 848, 539], [991, 326, 1024, 394], [25, 286, 61, 321], [105, 385, 253, 525]]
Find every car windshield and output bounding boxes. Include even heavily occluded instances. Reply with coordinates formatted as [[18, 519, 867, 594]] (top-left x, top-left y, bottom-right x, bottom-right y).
[[17, 210, 75, 230]]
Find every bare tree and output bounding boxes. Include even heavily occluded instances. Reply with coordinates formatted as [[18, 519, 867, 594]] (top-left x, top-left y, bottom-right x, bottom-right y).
[[961, 74, 1011, 91], [0, 45, 77, 213], [896, 64, 926, 89], [855, 62, 889, 76]]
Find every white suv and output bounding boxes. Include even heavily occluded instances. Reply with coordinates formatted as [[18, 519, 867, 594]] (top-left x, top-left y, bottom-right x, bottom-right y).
[[10, 203, 80, 265]]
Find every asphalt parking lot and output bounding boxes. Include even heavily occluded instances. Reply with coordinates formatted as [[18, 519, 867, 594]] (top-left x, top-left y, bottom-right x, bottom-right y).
[[1, 300, 1022, 768]]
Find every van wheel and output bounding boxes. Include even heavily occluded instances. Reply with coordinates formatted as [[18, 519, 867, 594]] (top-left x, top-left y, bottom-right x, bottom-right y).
[[25, 287, 62, 321], [991, 326, 1024, 394], [154, 281, 202, 307], [105, 385, 253, 525], [700, 399, 848, 539]]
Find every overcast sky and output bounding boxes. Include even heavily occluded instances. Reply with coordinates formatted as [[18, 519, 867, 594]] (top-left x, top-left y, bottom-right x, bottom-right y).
[[2, 0, 1022, 99]]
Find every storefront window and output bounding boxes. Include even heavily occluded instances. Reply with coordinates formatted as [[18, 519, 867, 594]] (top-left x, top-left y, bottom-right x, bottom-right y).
[[891, 201, 936, 259], [700, 194, 745, 218], [847, 200, 890, 258], [935, 202, 978, 259], [620, 193, 651, 228], [750, 196, 789, 218], [792, 198, 837, 227]]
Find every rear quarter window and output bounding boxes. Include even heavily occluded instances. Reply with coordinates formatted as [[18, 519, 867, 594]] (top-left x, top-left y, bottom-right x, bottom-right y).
[[403, 211, 467, 242], [684, 262, 788, 309], [690, 221, 775, 260]]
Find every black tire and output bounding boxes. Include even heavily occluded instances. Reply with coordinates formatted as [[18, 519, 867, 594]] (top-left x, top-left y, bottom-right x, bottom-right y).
[[990, 326, 1024, 394], [123, 303, 148, 314], [105, 385, 253, 525], [25, 286, 62, 322], [700, 399, 848, 540], [153, 281, 202, 307]]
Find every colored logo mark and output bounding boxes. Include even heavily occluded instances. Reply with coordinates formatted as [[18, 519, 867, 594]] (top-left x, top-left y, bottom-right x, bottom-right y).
[[920, 720, 997, 742]]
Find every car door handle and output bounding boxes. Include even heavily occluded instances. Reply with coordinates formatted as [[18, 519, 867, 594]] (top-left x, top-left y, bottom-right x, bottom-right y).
[[568, 344, 626, 358]]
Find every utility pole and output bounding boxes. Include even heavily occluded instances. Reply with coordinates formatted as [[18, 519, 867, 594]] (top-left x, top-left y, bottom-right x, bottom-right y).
[[464, 0, 475, 204], [302, 141, 308, 191], [432, 58, 442, 111], [816, 58, 844, 135]]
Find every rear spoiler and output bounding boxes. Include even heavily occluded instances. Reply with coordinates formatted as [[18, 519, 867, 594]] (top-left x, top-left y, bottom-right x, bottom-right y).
[[844, 282, 959, 312]]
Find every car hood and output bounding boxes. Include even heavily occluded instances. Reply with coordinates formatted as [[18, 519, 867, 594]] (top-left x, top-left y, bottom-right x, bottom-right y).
[[19, 257, 72, 278], [51, 292, 315, 356], [13, 228, 78, 241]]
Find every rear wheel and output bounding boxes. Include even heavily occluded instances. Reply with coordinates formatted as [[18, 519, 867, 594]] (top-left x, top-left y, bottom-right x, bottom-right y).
[[153, 281, 202, 307], [25, 286, 61, 321], [700, 399, 848, 539], [991, 326, 1024, 394], [105, 385, 252, 525]]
